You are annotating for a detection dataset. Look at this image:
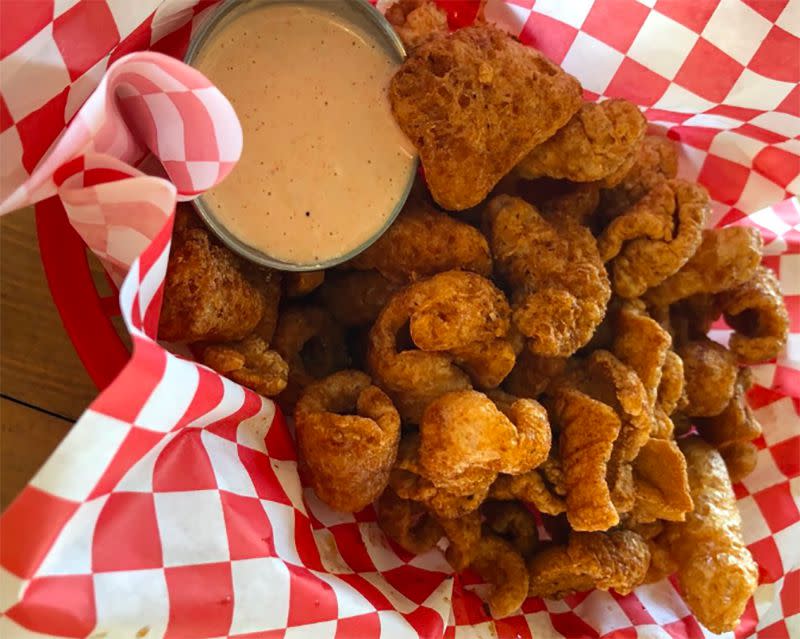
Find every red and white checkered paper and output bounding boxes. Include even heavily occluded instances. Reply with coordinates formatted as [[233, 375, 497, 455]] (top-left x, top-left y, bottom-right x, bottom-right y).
[[1, 1, 798, 637]]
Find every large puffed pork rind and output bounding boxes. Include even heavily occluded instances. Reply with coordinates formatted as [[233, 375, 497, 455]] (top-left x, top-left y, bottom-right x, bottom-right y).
[[295, 370, 401, 512], [471, 535, 530, 618], [389, 24, 582, 210], [662, 437, 758, 634], [485, 195, 610, 357], [419, 390, 551, 491], [376, 487, 443, 554], [553, 387, 621, 531], [598, 179, 709, 298], [385, 0, 449, 49], [202, 336, 288, 397], [718, 265, 789, 364], [528, 530, 650, 599], [645, 226, 763, 307], [159, 219, 265, 343], [516, 99, 646, 184], [630, 438, 693, 524], [347, 200, 493, 283], [678, 338, 738, 418]]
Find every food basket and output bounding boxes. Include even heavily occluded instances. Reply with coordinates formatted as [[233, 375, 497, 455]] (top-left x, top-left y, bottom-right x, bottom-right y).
[[1, 1, 798, 637]]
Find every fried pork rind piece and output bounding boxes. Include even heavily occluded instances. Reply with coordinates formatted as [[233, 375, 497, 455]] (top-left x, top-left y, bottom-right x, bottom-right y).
[[645, 227, 764, 307], [485, 195, 610, 357], [629, 438, 692, 524], [553, 387, 621, 531], [438, 510, 482, 571], [482, 501, 539, 557], [472, 535, 530, 618], [517, 100, 646, 185], [718, 265, 789, 364], [598, 180, 709, 299], [389, 24, 582, 210], [599, 135, 679, 221], [419, 391, 551, 492], [678, 338, 738, 418], [283, 271, 324, 298], [317, 271, 400, 327], [202, 336, 288, 397], [250, 267, 282, 345], [368, 271, 516, 422], [385, 0, 449, 49], [538, 182, 601, 225], [272, 306, 349, 409], [657, 350, 685, 416], [719, 441, 759, 484], [528, 530, 650, 599], [662, 437, 758, 634], [295, 371, 400, 512], [504, 351, 568, 399], [160, 221, 265, 343], [348, 201, 492, 283], [391, 432, 491, 518], [376, 487, 443, 553], [489, 470, 566, 515]]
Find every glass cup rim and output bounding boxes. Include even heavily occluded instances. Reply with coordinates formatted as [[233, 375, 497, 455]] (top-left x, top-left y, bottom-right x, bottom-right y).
[[183, 0, 418, 272]]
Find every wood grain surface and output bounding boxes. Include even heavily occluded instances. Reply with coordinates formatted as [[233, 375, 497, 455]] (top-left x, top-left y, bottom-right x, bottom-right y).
[[0, 208, 103, 509]]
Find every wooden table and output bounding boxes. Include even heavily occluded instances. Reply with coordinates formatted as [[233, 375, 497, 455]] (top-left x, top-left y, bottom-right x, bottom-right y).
[[1, 208, 107, 509]]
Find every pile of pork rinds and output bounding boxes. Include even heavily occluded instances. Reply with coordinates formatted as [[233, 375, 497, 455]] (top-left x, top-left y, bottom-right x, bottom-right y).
[[159, 1, 790, 633]]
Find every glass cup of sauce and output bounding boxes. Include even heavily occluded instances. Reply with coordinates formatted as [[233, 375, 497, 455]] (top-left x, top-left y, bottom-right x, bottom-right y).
[[185, 0, 418, 271]]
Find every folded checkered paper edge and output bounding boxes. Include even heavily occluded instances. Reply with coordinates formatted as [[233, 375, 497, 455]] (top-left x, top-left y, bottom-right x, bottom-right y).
[[0, 1, 799, 638]]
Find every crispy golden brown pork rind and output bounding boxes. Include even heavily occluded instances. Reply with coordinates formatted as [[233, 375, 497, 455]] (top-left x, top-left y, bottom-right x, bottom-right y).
[[295, 370, 400, 512], [489, 470, 566, 515], [528, 530, 650, 599], [482, 500, 539, 557], [645, 227, 763, 307], [389, 24, 582, 210], [598, 180, 709, 299], [317, 271, 400, 327], [553, 387, 621, 531], [599, 134, 679, 221], [250, 267, 282, 345], [438, 510, 482, 571], [719, 441, 759, 484], [348, 201, 492, 283], [718, 265, 789, 364], [160, 222, 265, 343], [678, 338, 738, 418], [368, 271, 516, 422], [504, 350, 568, 399], [657, 350, 685, 416], [202, 336, 288, 397], [695, 368, 761, 447], [517, 100, 646, 184], [629, 438, 692, 524], [419, 390, 551, 491], [376, 487, 443, 553], [662, 437, 758, 634], [385, 0, 449, 49], [472, 535, 530, 617], [485, 195, 610, 357]]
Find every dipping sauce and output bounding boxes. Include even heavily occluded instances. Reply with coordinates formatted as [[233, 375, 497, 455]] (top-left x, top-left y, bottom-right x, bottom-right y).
[[193, 2, 417, 266]]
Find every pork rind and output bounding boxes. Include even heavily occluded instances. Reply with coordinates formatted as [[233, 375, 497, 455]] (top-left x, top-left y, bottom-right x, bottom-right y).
[[295, 370, 400, 512], [629, 438, 693, 524], [367, 271, 516, 422], [438, 510, 482, 571], [283, 270, 324, 298], [471, 535, 530, 618], [516, 100, 646, 184], [419, 390, 551, 491], [645, 227, 763, 307], [553, 387, 621, 531], [348, 200, 492, 283], [678, 338, 738, 418], [376, 487, 443, 553], [317, 271, 400, 327], [719, 441, 759, 484], [272, 306, 349, 409], [528, 530, 650, 599], [662, 437, 758, 634], [489, 470, 566, 515], [504, 350, 568, 399], [538, 182, 600, 225], [485, 195, 610, 357], [656, 350, 685, 417], [250, 267, 282, 345], [599, 134, 679, 221], [385, 0, 448, 49], [389, 24, 581, 210], [718, 265, 789, 364], [160, 220, 265, 342], [481, 500, 540, 557], [202, 336, 288, 397], [598, 180, 709, 299]]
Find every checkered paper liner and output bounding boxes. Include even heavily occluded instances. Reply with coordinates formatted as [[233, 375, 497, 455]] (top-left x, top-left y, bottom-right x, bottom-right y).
[[0, 0, 798, 637]]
